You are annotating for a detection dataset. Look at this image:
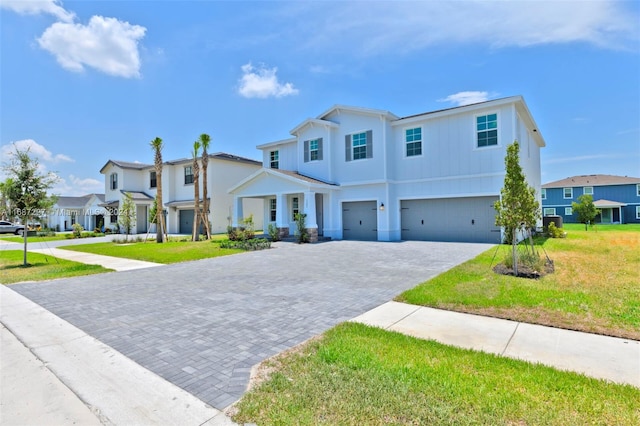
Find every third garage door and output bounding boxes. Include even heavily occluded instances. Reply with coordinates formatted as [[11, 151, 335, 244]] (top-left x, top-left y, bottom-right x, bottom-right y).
[[342, 201, 377, 241], [400, 197, 500, 243]]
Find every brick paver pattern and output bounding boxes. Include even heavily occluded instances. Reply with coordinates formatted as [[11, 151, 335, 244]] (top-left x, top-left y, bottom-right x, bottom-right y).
[[12, 240, 491, 409]]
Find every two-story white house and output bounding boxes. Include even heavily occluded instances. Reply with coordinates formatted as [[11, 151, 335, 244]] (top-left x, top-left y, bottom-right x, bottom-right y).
[[100, 153, 263, 235], [229, 96, 545, 243]]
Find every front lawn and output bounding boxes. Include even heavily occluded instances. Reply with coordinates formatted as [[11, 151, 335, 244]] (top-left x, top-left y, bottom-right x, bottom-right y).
[[0, 234, 69, 243], [0, 250, 111, 284], [233, 323, 640, 425], [397, 225, 640, 340], [61, 240, 243, 264]]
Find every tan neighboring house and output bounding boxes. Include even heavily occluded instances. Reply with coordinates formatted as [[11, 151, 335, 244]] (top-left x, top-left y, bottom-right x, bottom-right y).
[[99, 153, 264, 234]]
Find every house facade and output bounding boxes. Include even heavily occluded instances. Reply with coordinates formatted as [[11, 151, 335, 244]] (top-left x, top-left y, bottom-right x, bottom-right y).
[[45, 194, 106, 231], [230, 96, 545, 243], [542, 175, 640, 224], [100, 153, 263, 235]]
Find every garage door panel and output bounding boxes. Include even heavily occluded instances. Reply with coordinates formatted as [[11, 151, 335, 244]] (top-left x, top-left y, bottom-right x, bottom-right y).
[[343, 201, 377, 241], [401, 197, 500, 243]]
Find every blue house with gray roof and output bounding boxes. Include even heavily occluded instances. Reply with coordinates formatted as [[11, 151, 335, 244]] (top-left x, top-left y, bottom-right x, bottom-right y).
[[541, 174, 640, 224]]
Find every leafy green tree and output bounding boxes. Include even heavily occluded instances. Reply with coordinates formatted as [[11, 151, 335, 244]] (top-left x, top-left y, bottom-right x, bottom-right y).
[[118, 192, 135, 240], [2, 147, 58, 265], [0, 178, 15, 220], [199, 133, 212, 239], [572, 194, 599, 231], [494, 141, 541, 276], [150, 137, 166, 243]]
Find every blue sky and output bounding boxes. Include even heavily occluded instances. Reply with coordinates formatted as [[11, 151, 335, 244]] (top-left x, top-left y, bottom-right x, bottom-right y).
[[1, 0, 639, 196]]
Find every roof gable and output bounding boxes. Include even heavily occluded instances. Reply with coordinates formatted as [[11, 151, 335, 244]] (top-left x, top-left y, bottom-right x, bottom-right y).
[[229, 168, 337, 196]]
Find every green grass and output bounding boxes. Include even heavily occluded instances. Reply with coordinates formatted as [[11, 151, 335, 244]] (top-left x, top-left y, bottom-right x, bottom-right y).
[[397, 225, 640, 340], [61, 239, 243, 264], [0, 250, 111, 284], [234, 323, 640, 425]]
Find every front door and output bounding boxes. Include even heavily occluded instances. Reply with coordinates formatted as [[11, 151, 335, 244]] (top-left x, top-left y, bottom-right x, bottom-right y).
[[600, 208, 612, 224], [315, 193, 323, 236]]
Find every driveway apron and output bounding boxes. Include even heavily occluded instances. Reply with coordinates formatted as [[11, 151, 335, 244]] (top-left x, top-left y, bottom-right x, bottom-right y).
[[10, 240, 491, 409]]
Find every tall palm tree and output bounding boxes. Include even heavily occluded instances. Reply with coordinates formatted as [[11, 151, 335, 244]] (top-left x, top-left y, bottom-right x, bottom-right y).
[[150, 137, 166, 243], [191, 140, 202, 241], [199, 133, 212, 239]]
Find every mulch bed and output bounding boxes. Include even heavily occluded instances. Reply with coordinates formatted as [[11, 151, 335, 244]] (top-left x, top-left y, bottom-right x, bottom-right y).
[[493, 259, 555, 279]]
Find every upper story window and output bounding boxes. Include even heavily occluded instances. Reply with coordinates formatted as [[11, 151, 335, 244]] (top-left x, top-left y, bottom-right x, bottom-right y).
[[583, 186, 593, 195], [292, 197, 299, 220], [563, 187, 573, 199], [270, 150, 279, 169], [541, 188, 546, 200], [405, 127, 422, 157], [184, 166, 194, 185], [345, 130, 372, 161], [304, 138, 323, 162], [150, 171, 157, 188], [476, 113, 498, 147], [110, 173, 118, 190], [637, 184, 640, 197]]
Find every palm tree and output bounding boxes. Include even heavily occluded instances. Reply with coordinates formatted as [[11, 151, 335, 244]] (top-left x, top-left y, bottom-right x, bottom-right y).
[[191, 140, 202, 241], [199, 133, 212, 239], [150, 137, 166, 243]]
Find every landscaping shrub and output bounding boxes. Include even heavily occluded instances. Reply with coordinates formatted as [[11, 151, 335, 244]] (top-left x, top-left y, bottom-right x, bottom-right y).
[[72, 223, 84, 238], [227, 215, 255, 241], [294, 213, 309, 244], [547, 222, 566, 238], [219, 238, 271, 251], [267, 223, 280, 242]]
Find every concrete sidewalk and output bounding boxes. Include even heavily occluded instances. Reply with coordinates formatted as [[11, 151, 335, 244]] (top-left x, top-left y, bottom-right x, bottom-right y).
[[0, 285, 237, 425], [28, 247, 161, 272], [351, 301, 640, 388]]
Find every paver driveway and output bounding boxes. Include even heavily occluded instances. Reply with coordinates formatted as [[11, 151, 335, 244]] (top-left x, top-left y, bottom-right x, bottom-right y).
[[11, 240, 492, 409]]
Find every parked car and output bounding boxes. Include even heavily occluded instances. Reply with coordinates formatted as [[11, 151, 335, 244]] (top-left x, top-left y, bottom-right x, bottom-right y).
[[0, 221, 25, 235]]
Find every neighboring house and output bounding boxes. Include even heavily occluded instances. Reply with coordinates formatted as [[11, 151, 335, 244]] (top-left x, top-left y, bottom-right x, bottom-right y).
[[99, 153, 263, 235], [542, 174, 640, 224], [45, 194, 106, 231], [229, 96, 545, 243]]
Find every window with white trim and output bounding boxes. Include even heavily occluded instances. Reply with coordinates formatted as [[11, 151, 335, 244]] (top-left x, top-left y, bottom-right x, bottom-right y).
[[292, 197, 299, 220], [270, 199, 276, 222], [345, 130, 372, 161], [636, 206, 640, 219], [110, 173, 118, 190], [304, 138, 322, 162], [270, 151, 279, 169], [563, 187, 573, 199], [543, 208, 556, 216], [583, 186, 593, 195], [405, 127, 422, 157], [184, 166, 194, 184], [541, 188, 546, 200], [637, 184, 640, 197], [476, 113, 498, 147], [565, 207, 573, 216]]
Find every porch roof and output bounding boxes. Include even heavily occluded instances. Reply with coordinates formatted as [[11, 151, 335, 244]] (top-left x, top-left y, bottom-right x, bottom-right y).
[[122, 191, 154, 202], [229, 168, 338, 196], [594, 199, 627, 208]]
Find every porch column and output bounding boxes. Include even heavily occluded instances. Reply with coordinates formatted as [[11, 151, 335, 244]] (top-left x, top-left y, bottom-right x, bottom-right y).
[[304, 191, 318, 242], [232, 196, 243, 227], [275, 193, 289, 238]]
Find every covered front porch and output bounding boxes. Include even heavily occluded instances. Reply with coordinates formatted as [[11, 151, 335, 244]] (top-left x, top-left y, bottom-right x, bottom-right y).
[[229, 169, 338, 242], [594, 199, 626, 224]]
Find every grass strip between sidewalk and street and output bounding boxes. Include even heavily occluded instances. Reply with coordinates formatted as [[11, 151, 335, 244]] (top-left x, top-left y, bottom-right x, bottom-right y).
[[60, 240, 243, 264], [0, 250, 111, 284], [397, 224, 640, 340], [233, 322, 639, 425]]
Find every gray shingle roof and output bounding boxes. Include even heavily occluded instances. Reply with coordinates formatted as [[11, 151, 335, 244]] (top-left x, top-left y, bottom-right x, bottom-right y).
[[542, 174, 640, 188], [270, 169, 337, 186]]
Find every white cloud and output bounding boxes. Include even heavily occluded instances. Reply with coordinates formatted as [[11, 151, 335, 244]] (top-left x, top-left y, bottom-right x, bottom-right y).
[[238, 62, 299, 99], [0, 0, 75, 22], [52, 174, 103, 196], [0, 139, 74, 164], [291, 1, 637, 54], [38, 15, 146, 78], [439, 91, 494, 106]]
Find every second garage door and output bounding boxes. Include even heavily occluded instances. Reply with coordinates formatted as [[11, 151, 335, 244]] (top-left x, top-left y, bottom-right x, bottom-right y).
[[401, 197, 500, 243], [342, 201, 377, 241]]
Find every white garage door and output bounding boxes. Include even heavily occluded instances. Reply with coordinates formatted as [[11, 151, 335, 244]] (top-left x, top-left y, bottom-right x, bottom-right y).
[[401, 197, 501, 243], [342, 201, 377, 241]]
